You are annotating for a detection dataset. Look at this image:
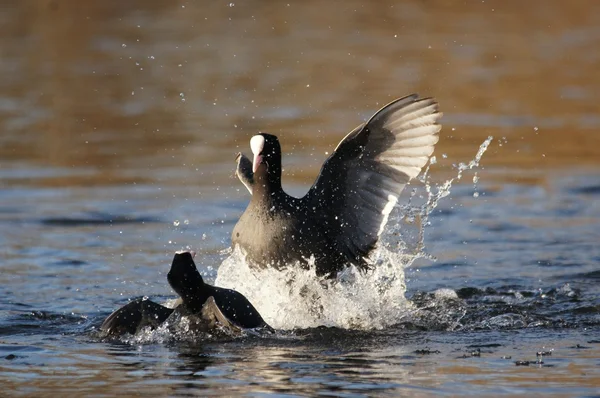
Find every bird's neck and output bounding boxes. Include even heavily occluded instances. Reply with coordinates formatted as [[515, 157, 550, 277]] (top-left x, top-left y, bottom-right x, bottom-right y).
[[251, 167, 283, 204]]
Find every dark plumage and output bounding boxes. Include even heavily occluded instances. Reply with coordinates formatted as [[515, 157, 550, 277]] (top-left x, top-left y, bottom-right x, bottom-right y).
[[99, 251, 269, 338], [232, 94, 442, 277], [99, 297, 174, 337], [167, 251, 267, 329]]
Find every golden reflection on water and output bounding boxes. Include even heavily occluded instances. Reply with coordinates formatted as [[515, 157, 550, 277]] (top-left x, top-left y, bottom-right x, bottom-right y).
[[1, 0, 599, 189], [2, 340, 598, 395]]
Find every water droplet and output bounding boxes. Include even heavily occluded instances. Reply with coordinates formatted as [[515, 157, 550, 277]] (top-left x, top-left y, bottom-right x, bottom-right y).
[[473, 192, 479, 198], [173, 220, 180, 226], [121, 43, 127, 48]]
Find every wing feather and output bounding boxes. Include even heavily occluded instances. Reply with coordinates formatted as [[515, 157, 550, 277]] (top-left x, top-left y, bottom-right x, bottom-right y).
[[303, 94, 441, 267]]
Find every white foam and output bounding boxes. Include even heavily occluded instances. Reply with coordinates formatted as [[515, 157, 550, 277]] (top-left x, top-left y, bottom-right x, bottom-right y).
[[215, 246, 416, 330], [216, 136, 494, 331]]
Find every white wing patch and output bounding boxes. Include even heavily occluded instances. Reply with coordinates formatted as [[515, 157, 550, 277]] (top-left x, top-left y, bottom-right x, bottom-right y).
[[378, 194, 398, 236], [305, 94, 441, 265]]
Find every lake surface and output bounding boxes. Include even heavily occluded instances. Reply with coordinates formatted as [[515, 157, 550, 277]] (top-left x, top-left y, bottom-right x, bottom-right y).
[[1, 1, 599, 396]]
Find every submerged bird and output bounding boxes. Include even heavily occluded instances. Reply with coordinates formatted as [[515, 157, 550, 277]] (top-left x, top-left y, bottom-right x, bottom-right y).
[[232, 94, 441, 277], [99, 251, 270, 338]]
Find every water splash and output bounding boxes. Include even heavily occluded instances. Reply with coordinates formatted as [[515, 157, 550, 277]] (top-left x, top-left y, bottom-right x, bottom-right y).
[[396, 135, 494, 257], [216, 137, 494, 330], [120, 322, 220, 345], [216, 246, 413, 330]]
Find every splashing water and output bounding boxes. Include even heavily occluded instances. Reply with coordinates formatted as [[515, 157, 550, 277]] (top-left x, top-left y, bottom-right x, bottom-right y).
[[216, 137, 494, 330], [216, 246, 413, 330]]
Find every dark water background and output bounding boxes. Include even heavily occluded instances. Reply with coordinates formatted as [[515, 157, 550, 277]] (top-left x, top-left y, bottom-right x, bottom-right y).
[[1, 1, 599, 396]]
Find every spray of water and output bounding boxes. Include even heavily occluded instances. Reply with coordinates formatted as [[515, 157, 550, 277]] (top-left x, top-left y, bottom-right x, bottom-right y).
[[216, 137, 494, 330]]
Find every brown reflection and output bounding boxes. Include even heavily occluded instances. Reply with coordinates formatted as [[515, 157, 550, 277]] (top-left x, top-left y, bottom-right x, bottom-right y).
[[0, 0, 599, 188], [434, 344, 600, 391], [2, 337, 599, 395]]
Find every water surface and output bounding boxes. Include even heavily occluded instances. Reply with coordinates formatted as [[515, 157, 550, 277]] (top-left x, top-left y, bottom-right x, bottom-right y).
[[1, 1, 599, 396]]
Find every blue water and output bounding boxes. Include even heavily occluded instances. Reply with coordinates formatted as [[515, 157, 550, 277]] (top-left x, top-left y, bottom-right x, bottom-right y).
[[1, 161, 599, 395]]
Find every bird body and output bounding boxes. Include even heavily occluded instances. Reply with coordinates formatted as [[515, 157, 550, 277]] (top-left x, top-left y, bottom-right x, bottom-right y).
[[233, 94, 441, 277], [99, 251, 269, 338], [233, 190, 346, 273]]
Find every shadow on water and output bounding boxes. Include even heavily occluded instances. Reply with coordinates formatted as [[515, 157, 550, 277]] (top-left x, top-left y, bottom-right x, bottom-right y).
[[39, 212, 162, 227]]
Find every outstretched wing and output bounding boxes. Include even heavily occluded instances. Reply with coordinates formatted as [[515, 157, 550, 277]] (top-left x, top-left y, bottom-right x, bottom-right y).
[[303, 94, 441, 263], [235, 152, 254, 194]]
